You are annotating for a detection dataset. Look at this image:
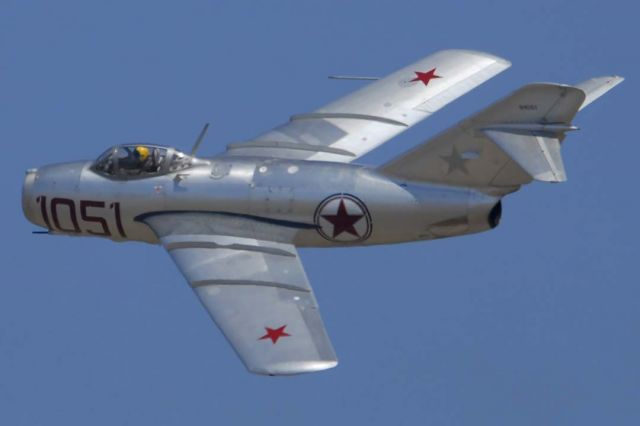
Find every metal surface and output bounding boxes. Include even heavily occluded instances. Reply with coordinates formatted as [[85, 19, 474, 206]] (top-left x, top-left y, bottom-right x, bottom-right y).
[[20, 50, 623, 375]]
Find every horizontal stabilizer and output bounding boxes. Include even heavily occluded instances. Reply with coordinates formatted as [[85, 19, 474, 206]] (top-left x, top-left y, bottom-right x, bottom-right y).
[[575, 76, 624, 111]]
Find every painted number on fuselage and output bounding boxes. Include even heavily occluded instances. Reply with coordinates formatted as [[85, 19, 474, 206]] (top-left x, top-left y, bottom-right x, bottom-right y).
[[36, 196, 126, 238]]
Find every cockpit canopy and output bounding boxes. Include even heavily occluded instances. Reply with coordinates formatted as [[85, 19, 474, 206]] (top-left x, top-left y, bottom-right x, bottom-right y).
[[92, 144, 193, 178]]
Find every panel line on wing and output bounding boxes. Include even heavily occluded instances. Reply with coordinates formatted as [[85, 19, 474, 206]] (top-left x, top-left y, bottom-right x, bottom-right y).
[[191, 279, 311, 293], [290, 112, 408, 127], [165, 241, 297, 257], [226, 140, 357, 157]]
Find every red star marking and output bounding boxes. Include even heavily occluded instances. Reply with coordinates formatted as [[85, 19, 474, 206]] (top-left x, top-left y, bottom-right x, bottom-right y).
[[321, 199, 364, 238], [259, 325, 290, 344], [410, 68, 442, 86]]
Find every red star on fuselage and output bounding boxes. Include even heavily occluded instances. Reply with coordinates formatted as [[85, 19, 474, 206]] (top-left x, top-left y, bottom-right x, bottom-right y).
[[410, 68, 441, 86], [321, 199, 364, 238], [259, 325, 290, 344]]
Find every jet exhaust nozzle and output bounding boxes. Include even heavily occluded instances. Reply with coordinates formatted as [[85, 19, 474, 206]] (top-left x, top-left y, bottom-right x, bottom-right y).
[[489, 201, 502, 229]]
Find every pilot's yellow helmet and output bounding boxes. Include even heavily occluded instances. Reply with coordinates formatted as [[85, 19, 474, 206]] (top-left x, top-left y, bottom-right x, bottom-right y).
[[135, 146, 150, 161]]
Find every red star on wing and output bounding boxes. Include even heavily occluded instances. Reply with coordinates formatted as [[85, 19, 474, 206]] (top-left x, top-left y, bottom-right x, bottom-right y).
[[259, 325, 290, 344], [410, 68, 442, 86], [321, 199, 364, 238]]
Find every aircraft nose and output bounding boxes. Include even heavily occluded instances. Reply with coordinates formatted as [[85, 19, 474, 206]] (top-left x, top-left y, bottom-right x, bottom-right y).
[[22, 168, 40, 227], [22, 161, 88, 230]]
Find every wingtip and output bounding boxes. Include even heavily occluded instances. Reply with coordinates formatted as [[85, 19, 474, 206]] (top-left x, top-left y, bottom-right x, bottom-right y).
[[439, 49, 511, 68], [250, 360, 338, 376]]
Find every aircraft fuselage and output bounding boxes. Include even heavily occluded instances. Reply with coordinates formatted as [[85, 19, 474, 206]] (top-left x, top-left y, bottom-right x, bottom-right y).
[[22, 156, 501, 247]]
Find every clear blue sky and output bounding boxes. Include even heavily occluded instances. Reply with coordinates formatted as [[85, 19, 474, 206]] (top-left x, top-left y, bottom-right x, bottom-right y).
[[2, 1, 637, 424]]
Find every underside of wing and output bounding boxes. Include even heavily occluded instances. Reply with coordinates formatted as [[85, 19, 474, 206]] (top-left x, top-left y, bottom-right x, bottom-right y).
[[141, 212, 337, 376], [224, 49, 510, 163]]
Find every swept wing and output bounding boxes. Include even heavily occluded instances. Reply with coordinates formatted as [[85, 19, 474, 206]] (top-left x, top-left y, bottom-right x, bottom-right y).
[[225, 49, 511, 163], [141, 212, 337, 376]]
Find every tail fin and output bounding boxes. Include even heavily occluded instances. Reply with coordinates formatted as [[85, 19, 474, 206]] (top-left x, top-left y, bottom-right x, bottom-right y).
[[379, 77, 623, 193]]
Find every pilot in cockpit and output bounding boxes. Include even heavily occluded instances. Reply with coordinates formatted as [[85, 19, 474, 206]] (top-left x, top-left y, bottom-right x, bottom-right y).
[[133, 146, 151, 168], [118, 145, 156, 174], [93, 144, 191, 178]]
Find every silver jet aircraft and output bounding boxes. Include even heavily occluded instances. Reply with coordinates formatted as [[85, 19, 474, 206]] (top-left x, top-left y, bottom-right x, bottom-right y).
[[22, 50, 622, 375]]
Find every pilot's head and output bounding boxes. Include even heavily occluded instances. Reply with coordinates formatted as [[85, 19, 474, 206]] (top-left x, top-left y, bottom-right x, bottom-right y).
[[134, 146, 150, 161]]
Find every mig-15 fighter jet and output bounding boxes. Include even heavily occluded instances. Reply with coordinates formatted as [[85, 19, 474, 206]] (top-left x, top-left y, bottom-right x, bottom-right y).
[[22, 50, 622, 375]]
